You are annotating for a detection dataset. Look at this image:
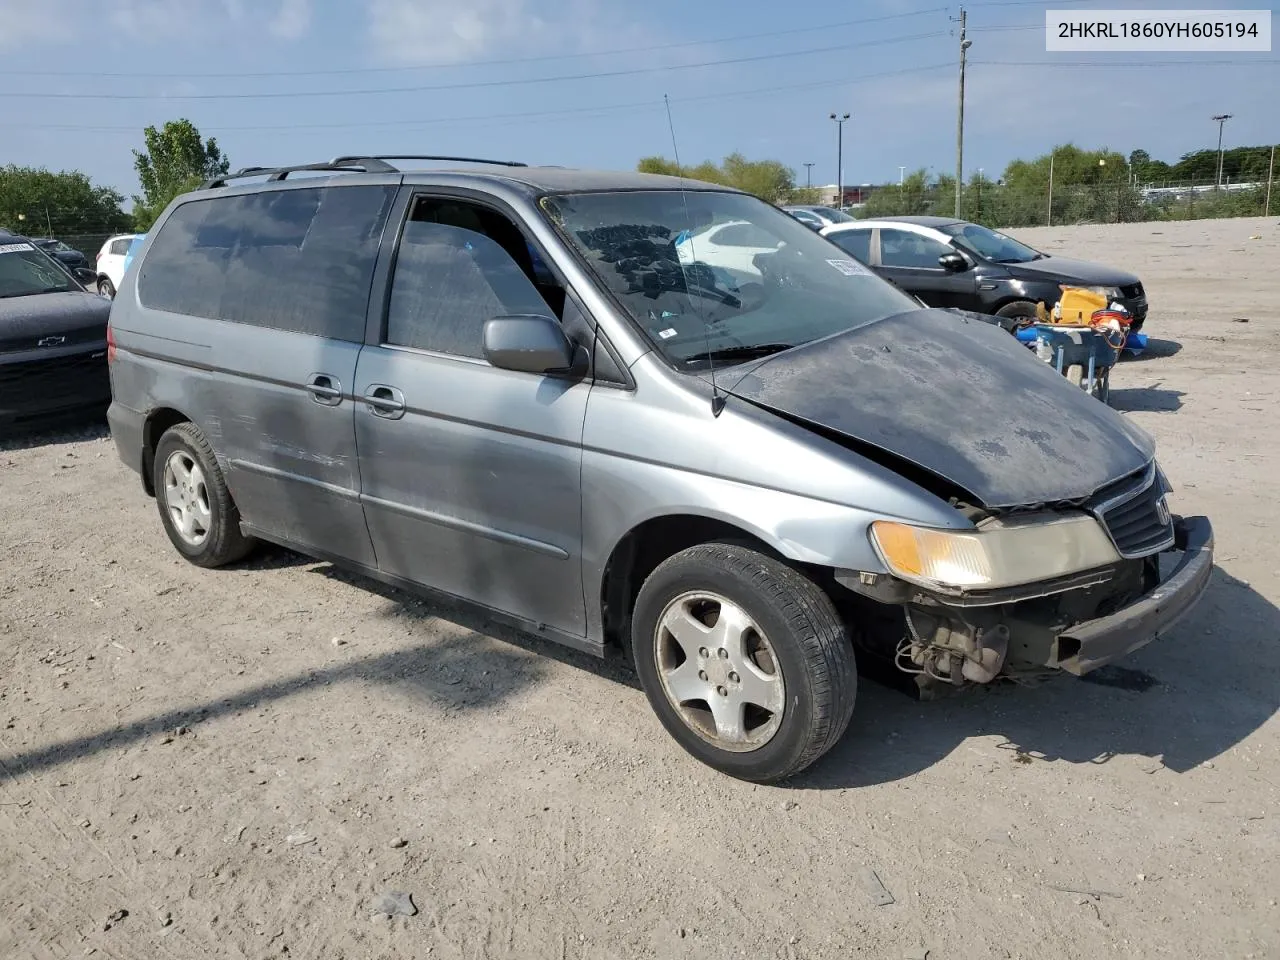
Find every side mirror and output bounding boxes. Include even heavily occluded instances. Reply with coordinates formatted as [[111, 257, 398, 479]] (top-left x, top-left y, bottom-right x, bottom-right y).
[[73, 266, 96, 283], [938, 252, 968, 272], [482, 314, 577, 375]]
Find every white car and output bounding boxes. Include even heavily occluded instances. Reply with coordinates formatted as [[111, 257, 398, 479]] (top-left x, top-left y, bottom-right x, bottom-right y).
[[95, 233, 141, 298], [673, 220, 783, 285]]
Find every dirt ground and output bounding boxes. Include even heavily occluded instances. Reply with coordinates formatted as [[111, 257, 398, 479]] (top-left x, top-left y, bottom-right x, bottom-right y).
[[2, 215, 1278, 960]]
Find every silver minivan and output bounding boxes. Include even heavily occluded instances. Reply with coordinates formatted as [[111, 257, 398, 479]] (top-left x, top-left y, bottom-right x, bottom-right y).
[[106, 156, 1213, 782]]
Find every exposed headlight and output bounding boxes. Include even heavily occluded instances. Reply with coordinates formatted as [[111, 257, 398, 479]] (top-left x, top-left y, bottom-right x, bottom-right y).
[[869, 512, 1121, 592], [1063, 284, 1123, 301]]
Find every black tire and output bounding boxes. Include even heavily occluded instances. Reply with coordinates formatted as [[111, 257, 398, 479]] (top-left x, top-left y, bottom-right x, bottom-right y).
[[630, 542, 856, 783], [97, 277, 115, 299], [994, 300, 1039, 333], [152, 421, 254, 568]]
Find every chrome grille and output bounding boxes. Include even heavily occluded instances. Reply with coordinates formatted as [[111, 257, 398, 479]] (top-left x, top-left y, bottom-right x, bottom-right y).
[[1090, 465, 1175, 558]]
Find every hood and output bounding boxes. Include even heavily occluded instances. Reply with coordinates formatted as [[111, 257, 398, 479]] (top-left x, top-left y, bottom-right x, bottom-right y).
[[1004, 255, 1139, 288], [722, 308, 1155, 510], [0, 291, 110, 352]]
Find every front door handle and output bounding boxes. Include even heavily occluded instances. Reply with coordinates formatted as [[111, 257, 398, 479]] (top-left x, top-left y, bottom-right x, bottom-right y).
[[305, 373, 343, 406], [364, 384, 406, 420]]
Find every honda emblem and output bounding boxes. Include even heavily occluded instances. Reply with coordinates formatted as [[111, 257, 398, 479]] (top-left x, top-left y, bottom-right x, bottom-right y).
[[1155, 496, 1171, 527]]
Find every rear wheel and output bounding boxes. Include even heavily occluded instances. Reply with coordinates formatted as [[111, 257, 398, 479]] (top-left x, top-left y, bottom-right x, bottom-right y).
[[97, 277, 115, 298], [153, 422, 254, 567], [631, 542, 857, 782]]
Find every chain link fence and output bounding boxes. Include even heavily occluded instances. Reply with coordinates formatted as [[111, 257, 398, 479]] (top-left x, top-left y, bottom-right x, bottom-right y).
[[858, 180, 1277, 228]]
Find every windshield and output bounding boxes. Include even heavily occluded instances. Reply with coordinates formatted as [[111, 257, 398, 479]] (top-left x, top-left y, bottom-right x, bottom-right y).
[[541, 190, 917, 368], [0, 240, 77, 297], [820, 207, 857, 224], [941, 222, 1042, 263]]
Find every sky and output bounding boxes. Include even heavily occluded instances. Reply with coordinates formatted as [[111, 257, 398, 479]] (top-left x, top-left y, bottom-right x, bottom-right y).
[[1, 0, 1276, 204]]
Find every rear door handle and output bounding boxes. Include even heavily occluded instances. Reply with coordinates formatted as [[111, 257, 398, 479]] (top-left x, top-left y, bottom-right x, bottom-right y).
[[364, 384, 406, 420], [305, 373, 343, 406]]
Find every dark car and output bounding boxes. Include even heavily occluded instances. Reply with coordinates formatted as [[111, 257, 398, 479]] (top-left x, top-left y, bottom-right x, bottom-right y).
[[1, 230, 112, 432], [31, 238, 91, 271], [821, 216, 1149, 332]]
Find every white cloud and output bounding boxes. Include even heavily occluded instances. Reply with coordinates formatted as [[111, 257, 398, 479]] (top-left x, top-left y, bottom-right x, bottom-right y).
[[101, 0, 307, 42], [368, 0, 547, 64], [269, 0, 311, 40], [366, 0, 658, 66], [0, 1, 66, 48]]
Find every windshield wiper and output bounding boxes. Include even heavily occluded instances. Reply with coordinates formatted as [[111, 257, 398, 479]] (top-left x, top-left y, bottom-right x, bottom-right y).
[[684, 343, 796, 367]]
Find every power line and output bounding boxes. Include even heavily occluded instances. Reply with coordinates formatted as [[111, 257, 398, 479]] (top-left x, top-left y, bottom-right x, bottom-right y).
[[0, 7, 949, 79], [0, 30, 948, 101], [0, 63, 957, 134]]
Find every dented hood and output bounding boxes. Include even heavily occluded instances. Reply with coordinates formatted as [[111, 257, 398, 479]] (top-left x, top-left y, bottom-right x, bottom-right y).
[[722, 308, 1155, 510]]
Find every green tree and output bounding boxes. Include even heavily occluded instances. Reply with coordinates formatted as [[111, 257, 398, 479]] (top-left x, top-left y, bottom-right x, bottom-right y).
[[0, 165, 131, 236], [636, 153, 801, 204], [132, 119, 229, 230]]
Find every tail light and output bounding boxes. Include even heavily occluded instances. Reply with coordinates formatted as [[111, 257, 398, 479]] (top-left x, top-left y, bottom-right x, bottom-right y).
[[106, 323, 116, 364]]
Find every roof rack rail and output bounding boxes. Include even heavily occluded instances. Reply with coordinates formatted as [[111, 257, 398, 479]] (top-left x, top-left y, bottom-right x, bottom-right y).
[[329, 154, 528, 169], [199, 157, 398, 190], [199, 154, 528, 190]]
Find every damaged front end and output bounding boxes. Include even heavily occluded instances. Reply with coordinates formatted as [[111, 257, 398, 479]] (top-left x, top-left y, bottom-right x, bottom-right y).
[[836, 464, 1215, 692]]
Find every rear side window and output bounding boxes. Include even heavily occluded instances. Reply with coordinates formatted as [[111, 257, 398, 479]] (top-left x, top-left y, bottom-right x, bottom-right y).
[[827, 229, 871, 263], [109, 238, 131, 256], [138, 184, 396, 341]]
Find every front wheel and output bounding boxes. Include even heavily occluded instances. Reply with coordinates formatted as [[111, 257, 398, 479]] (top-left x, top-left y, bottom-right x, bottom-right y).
[[994, 300, 1039, 334], [631, 542, 857, 782]]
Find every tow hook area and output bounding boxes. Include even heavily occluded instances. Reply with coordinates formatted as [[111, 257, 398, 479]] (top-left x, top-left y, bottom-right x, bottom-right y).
[[897, 607, 1010, 686]]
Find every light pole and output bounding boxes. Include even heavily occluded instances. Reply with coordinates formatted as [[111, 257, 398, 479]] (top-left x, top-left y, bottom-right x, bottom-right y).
[[953, 6, 971, 217], [830, 112, 850, 209], [898, 165, 906, 185], [1211, 114, 1232, 189], [803, 162, 815, 189]]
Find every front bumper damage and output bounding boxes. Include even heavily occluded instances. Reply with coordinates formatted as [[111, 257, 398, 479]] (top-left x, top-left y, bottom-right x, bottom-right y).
[[1052, 515, 1213, 675], [843, 515, 1214, 686]]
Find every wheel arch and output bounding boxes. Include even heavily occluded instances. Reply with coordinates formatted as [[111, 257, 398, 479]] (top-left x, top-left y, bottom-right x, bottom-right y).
[[597, 512, 794, 655], [140, 407, 194, 496]]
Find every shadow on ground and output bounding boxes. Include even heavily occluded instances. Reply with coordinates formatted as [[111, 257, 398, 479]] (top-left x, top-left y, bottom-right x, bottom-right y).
[[1109, 385, 1185, 413], [797, 567, 1279, 789], [1123, 337, 1182, 362], [0, 413, 108, 452], [4, 559, 1272, 791]]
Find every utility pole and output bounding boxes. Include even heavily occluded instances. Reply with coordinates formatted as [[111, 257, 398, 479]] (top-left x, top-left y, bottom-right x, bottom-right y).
[[803, 162, 815, 189], [1267, 144, 1275, 217], [830, 112, 850, 209], [1212, 114, 1232, 188], [953, 6, 971, 218]]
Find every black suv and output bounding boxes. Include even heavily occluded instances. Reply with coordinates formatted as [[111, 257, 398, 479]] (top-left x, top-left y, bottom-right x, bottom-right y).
[[822, 216, 1149, 332]]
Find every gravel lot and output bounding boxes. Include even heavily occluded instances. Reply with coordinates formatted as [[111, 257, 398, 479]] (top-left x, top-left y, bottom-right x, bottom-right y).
[[2, 215, 1277, 960]]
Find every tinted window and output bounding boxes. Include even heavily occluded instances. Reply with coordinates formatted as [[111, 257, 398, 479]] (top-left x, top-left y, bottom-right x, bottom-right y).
[[827, 229, 871, 263], [110, 238, 131, 256], [941, 221, 1041, 263], [138, 184, 396, 341], [877, 228, 953, 269], [385, 220, 553, 359]]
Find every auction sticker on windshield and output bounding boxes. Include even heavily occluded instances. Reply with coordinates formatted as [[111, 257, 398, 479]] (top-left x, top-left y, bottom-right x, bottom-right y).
[[0, 243, 35, 255], [827, 258, 873, 277]]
